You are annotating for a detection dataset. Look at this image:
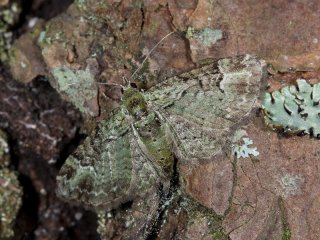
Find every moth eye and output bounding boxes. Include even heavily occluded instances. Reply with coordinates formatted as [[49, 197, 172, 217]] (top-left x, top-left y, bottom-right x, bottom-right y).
[[130, 82, 138, 88], [121, 88, 124, 94]]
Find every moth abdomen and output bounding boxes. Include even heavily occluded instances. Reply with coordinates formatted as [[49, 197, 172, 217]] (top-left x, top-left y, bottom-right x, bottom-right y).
[[134, 112, 174, 176]]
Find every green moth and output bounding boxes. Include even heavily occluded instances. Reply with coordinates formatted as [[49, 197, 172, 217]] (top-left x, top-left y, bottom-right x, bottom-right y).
[[56, 55, 266, 211]]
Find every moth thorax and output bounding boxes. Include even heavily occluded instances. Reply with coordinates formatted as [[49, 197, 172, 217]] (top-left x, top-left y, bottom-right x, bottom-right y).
[[123, 88, 148, 119]]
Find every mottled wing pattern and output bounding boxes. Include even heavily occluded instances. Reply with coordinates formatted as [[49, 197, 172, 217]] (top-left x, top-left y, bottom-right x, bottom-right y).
[[145, 55, 266, 161], [57, 108, 137, 209]]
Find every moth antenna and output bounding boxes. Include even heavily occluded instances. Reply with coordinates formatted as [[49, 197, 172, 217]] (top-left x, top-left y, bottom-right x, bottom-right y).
[[95, 81, 124, 93], [130, 31, 175, 80], [95, 82, 123, 87], [97, 31, 174, 88], [95, 76, 129, 88]]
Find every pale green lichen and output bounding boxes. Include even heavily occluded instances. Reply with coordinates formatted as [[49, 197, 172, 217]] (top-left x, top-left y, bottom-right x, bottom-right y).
[[0, 2, 21, 62], [37, 30, 47, 44], [36, 23, 66, 48], [96, 211, 107, 238], [186, 27, 223, 46], [74, 0, 87, 11], [51, 64, 98, 116], [20, 61, 27, 69], [0, 130, 9, 166], [0, 169, 22, 239], [280, 173, 303, 197], [263, 79, 320, 136], [0, 130, 22, 239], [232, 137, 259, 159]]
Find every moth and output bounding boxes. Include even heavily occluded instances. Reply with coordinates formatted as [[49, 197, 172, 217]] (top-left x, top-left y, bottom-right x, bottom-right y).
[[56, 55, 266, 211]]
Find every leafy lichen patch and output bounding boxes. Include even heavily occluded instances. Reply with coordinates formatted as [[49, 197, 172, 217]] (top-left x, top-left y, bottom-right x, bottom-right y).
[[51, 63, 98, 116], [231, 129, 259, 159], [232, 137, 259, 159], [263, 79, 320, 136]]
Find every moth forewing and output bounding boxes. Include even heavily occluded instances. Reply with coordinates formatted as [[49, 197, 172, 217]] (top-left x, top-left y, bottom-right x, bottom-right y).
[[144, 55, 266, 164], [56, 109, 136, 210]]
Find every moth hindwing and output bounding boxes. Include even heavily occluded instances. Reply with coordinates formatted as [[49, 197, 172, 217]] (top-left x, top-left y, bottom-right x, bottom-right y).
[[56, 54, 266, 209]]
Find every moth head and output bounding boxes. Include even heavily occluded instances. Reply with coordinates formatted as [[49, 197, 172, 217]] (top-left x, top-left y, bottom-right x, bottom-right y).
[[122, 86, 148, 119]]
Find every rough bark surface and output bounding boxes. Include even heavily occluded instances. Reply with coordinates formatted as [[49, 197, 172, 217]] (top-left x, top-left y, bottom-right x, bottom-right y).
[[1, 0, 320, 239]]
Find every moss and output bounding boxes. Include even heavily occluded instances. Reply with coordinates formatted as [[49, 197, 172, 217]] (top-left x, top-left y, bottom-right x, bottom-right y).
[[282, 228, 291, 240], [279, 197, 291, 240], [212, 230, 229, 240]]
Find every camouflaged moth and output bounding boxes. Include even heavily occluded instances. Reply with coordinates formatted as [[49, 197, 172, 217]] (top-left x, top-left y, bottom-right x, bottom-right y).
[[56, 55, 266, 210]]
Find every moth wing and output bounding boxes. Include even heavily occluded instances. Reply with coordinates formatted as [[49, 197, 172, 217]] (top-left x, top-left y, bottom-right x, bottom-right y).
[[145, 55, 266, 162], [56, 108, 157, 209]]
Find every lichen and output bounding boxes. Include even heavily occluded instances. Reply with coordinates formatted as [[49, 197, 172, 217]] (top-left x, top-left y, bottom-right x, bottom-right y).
[[180, 198, 228, 240], [96, 211, 107, 238], [186, 27, 223, 46], [0, 129, 22, 239], [75, 0, 87, 10], [0, 129, 9, 166], [262, 79, 320, 136], [51, 64, 98, 116], [232, 137, 259, 159], [0, 1, 21, 62], [280, 173, 303, 197]]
